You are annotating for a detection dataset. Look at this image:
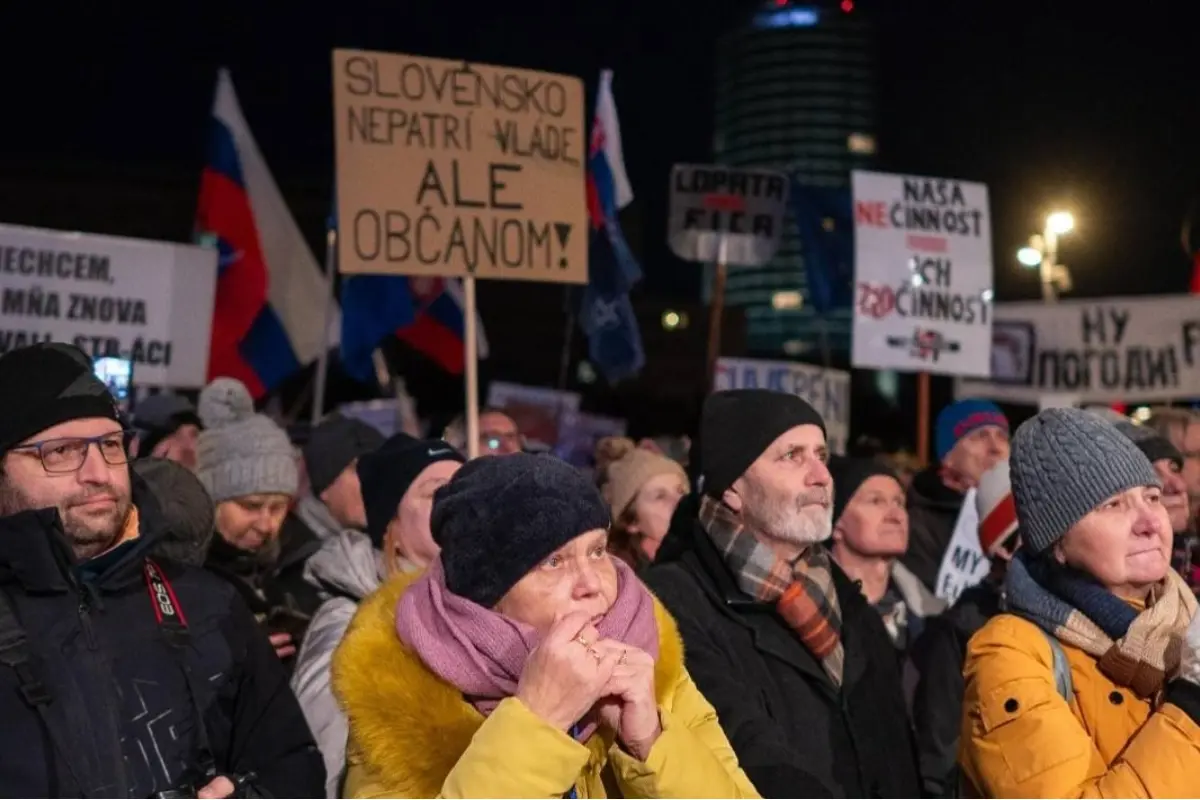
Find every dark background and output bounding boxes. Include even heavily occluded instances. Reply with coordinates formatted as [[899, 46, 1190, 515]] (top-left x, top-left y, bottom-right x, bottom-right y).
[[2, 0, 1198, 440]]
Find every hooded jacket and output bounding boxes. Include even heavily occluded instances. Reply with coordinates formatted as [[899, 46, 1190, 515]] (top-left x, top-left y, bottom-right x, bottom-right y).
[[331, 571, 759, 799], [902, 466, 965, 592], [291, 530, 386, 797], [0, 476, 324, 798]]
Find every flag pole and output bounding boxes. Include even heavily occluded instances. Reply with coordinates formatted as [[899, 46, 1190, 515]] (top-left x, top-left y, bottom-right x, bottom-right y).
[[705, 236, 729, 389], [310, 225, 337, 426], [464, 275, 480, 458]]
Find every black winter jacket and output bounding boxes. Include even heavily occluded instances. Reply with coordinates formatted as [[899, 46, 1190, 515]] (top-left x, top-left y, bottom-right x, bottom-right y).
[[647, 521, 922, 798], [901, 466, 965, 592], [0, 481, 324, 798]]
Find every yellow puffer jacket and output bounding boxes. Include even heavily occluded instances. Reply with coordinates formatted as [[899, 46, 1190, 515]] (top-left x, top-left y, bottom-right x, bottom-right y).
[[331, 571, 760, 799], [959, 613, 1200, 798]]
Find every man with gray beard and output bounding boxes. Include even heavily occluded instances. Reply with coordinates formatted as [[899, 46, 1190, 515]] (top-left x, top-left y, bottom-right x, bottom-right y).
[[648, 389, 921, 798]]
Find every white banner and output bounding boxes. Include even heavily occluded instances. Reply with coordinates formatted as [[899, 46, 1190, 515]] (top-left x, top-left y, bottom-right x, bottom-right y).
[[0, 223, 218, 387], [851, 170, 993, 377], [714, 357, 851, 454], [958, 294, 1200, 404], [934, 489, 989, 604]]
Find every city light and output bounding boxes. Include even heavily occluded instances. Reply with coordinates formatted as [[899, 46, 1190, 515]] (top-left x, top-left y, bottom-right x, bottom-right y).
[[662, 310, 681, 331], [753, 7, 819, 28], [1017, 246, 1043, 268], [840, 0, 854, 11], [771, 290, 803, 310], [1047, 211, 1074, 236], [1132, 406, 1152, 423]]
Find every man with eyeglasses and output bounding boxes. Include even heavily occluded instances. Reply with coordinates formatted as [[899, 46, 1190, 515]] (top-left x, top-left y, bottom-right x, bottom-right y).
[[0, 343, 323, 798]]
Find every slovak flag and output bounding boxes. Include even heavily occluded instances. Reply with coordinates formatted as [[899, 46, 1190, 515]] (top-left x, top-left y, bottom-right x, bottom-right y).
[[195, 69, 338, 399], [580, 70, 645, 384]]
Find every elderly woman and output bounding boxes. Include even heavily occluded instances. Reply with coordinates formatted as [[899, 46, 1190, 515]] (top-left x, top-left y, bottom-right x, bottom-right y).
[[332, 453, 757, 798], [959, 409, 1200, 797], [604, 446, 689, 568]]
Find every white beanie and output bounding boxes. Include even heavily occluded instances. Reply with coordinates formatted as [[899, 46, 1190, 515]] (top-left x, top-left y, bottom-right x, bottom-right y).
[[195, 378, 298, 504], [975, 460, 1018, 556]]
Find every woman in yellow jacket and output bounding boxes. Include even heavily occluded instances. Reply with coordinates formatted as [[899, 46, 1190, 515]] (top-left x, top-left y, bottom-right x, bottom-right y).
[[332, 453, 758, 798], [959, 409, 1200, 798]]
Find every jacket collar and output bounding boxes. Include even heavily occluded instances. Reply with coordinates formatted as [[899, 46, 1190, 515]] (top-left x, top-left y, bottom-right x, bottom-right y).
[[333, 569, 687, 799], [0, 473, 163, 592], [678, 520, 871, 695]]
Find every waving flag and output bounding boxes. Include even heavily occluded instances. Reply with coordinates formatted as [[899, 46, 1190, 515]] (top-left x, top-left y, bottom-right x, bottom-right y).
[[580, 70, 644, 384], [195, 69, 338, 398], [790, 181, 855, 313]]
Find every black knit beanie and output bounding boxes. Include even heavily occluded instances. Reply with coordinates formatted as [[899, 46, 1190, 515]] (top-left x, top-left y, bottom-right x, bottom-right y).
[[0, 343, 121, 455], [432, 453, 611, 607], [699, 389, 826, 497], [827, 455, 900, 525], [132, 393, 202, 458], [357, 433, 465, 548], [305, 415, 386, 496]]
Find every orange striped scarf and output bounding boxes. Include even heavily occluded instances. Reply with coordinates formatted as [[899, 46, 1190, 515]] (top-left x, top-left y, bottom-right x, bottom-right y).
[[700, 495, 844, 686]]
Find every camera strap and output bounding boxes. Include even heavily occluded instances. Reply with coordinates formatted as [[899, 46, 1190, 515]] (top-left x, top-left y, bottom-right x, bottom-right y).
[[142, 558, 218, 778]]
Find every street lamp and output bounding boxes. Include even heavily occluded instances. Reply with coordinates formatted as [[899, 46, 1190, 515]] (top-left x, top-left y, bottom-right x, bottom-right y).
[[1015, 210, 1075, 302]]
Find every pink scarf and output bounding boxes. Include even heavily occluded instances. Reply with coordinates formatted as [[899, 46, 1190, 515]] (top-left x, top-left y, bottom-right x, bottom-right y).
[[395, 557, 658, 740]]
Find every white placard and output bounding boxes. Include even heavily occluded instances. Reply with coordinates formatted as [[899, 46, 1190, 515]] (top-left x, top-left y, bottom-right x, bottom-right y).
[[0, 223, 218, 387], [958, 294, 1200, 404], [851, 170, 993, 377], [714, 357, 851, 454], [934, 489, 989, 604]]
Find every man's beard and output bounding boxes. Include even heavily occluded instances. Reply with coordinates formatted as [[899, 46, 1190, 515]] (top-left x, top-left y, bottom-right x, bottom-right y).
[[742, 483, 833, 550], [0, 480, 132, 560]]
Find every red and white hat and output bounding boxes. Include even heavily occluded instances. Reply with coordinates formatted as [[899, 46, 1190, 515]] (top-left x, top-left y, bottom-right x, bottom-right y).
[[975, 461, 1018, 556]]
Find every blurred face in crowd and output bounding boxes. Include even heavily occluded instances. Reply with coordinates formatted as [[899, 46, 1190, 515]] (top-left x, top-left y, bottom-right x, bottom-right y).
[[149, 423, 200, 471], [833, 475, 909, 560], [320, 460, 368, 530], [1055, 484, 1171, 601], [1153, 458, 1189, 533], [215, 493, 291, 554], [494, 528, 618, 636], [0, 417, 133, 560], [624, 471, 688, 562], [386, 460, 461, 570], [944, 426, 1010, 488], [479, 411, 522, 457], [724, 424, 833, 559], [1180, 422, 1200, 510]]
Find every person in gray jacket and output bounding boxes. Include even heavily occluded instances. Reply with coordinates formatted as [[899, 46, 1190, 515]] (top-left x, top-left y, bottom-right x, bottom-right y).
[[289, 434, 464, 796]]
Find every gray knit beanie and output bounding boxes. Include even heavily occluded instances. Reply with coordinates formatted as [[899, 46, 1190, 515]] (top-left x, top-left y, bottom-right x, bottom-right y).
[[1010, 407, 1160, 554], [195, 378, 299, 503]]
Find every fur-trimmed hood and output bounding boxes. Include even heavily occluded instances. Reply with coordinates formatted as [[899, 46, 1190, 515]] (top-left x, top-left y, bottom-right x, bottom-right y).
[[331, 570, 687, 798]]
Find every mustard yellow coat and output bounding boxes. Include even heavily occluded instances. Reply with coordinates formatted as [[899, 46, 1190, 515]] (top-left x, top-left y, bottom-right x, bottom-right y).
[[331, 572, 760, 798], [959, 613, 1200, 798]]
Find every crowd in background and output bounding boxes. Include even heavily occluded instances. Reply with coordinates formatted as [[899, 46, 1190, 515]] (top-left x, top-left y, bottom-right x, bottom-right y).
[[3, 340, 1200, 798]]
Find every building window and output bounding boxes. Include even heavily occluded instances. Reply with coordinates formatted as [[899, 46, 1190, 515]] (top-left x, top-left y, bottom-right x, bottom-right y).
[[847, 132, 876, 154]]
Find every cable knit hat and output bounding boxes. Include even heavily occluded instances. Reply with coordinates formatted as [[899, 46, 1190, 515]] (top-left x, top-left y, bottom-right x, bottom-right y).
[[431, 453, 611, 607], [604, 449, 688, 519], [1010, 408, 1159, 554], [195, 378, 298, 503]]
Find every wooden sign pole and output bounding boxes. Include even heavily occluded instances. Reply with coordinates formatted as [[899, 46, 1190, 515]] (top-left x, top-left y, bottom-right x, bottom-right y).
[[464, 275, 480, 459], [917, 371, 931, 464]]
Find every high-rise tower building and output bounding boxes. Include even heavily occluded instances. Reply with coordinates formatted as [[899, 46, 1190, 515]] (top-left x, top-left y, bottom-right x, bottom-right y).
[[713, 0, 876, 358]]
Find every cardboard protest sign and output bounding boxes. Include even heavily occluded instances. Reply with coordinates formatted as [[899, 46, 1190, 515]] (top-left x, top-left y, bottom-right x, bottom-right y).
[[668, 164, 789, 266], [333, 49, 588, 283], [0, 223, 217, 387], [934, 490, 989, 604], [851, 170, 993, 377], [958, 294, 1200, 403], [715, 357, 851, 454]]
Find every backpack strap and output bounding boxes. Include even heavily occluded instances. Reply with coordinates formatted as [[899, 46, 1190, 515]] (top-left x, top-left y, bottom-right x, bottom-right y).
[[0, 584, 88, 793], [1039, 627, 1074, 703]]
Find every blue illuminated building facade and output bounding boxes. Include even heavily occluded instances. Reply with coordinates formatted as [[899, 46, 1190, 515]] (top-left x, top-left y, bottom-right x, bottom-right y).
[[713, 0, 876, 358]]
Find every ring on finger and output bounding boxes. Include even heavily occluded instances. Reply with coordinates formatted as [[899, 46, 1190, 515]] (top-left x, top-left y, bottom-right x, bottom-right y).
[[618, 649, 628, 666], [587, 647, 602, 662], [575, 635, 593, 649]]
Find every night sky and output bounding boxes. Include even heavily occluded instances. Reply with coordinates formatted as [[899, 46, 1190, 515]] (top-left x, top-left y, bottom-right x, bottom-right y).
[[2, 1, 1197, 308]]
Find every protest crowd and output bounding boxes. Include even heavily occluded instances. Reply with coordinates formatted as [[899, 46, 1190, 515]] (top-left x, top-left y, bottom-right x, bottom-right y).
[[4, 36, 1200, 800]]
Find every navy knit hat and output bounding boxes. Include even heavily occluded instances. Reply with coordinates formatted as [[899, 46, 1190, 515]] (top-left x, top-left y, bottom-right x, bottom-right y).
[[304, 415, 385, 496], [432, 453, 611, 607], [935, 399, 1008, 462], [828, 455, 899, 525], [357, 434, 465, 548], [0, 343, 120, 455]]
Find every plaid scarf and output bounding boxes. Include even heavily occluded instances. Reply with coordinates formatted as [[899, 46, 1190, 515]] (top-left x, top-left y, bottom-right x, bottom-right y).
[[699, 495, 844, 686], [1006, 550, 1198, 698]]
